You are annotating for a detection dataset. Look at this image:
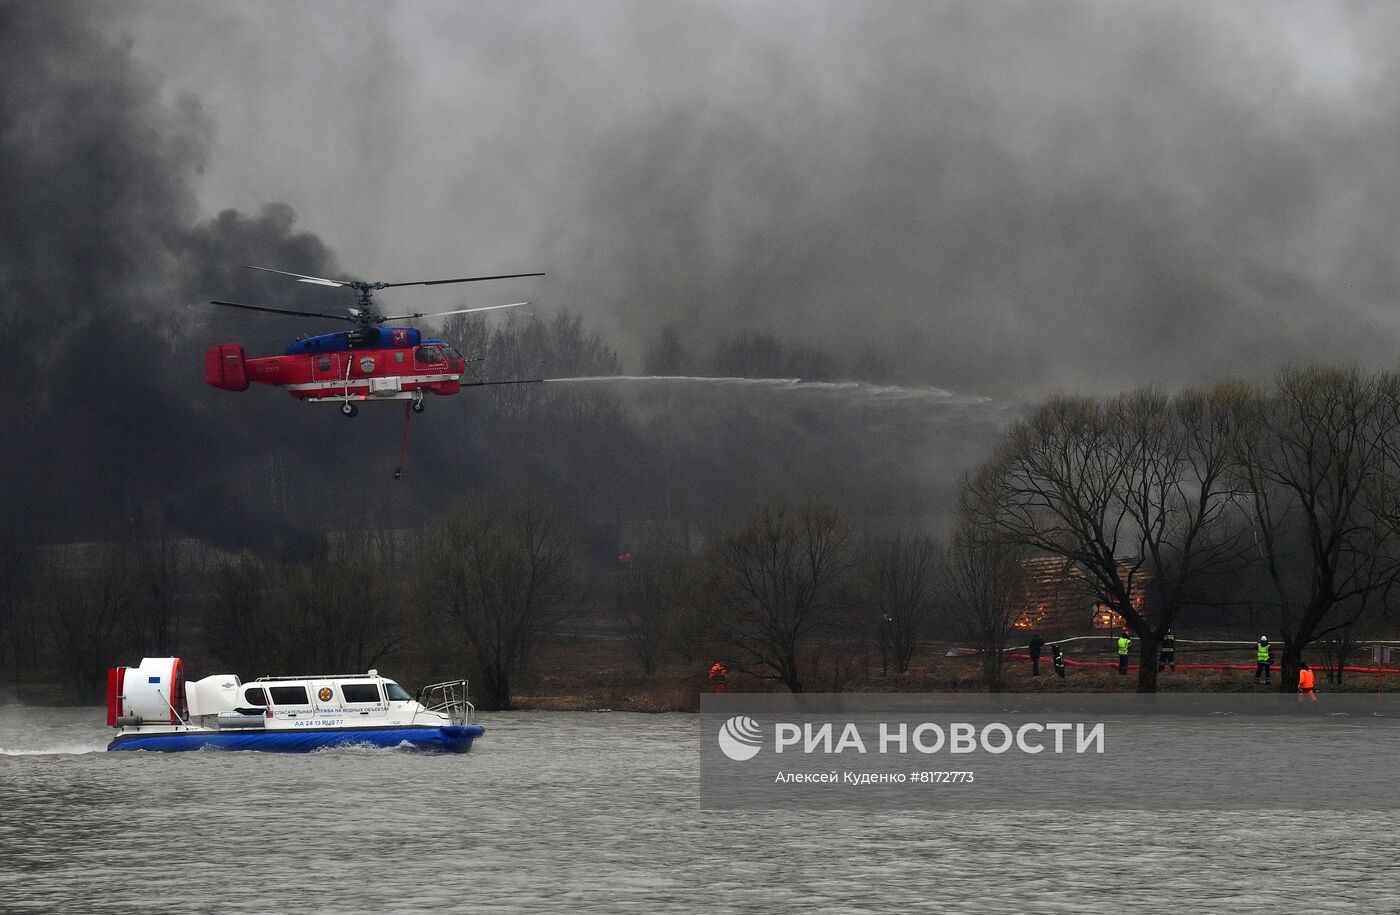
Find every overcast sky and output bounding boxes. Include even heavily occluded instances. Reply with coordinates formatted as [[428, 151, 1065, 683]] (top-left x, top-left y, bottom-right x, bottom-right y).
[[99, 0, 1400, 398]]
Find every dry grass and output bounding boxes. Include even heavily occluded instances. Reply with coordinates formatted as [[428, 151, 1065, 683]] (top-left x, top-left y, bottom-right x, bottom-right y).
[[510, 635, 1395, 711]]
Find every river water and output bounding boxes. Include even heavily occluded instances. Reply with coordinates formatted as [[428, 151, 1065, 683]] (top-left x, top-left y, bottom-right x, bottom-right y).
[[0, 706, 1393, 913]]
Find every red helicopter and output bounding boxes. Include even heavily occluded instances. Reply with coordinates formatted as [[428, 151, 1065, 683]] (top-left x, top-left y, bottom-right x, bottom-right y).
[[204, 264, 542, 417]]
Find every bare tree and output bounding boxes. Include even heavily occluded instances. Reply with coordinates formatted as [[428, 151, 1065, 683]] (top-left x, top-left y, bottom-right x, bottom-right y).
[[616, 549, 692, 675], [420, 490, 581, 710], [206, 554, 279, 676], [643, 326, 694, 376], [128, 532, 201, 658], [1313, 613, 1375, 687], [850, 530, 943, 675], [700, 500, 854, 693], [276, 537, 409, 675], [964, 386, 1249, 692], [945, 495, 1031, 692], [440, 309, 624, 419], [1120, 386, 1254, 686], [1232, 367, 1400, 691], [42, 544, 141, 703], [0, 538, 40, 691]]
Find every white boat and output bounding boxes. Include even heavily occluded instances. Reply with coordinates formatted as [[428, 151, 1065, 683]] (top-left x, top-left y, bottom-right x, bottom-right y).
[[106, 657, 484, 753]]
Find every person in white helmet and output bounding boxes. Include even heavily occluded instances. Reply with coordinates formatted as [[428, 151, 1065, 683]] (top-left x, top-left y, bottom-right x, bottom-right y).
[[1254, 636, 1272, 685]]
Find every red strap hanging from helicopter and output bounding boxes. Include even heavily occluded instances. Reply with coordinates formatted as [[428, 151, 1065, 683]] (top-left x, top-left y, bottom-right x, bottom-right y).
[[394, 401, 412, 480]]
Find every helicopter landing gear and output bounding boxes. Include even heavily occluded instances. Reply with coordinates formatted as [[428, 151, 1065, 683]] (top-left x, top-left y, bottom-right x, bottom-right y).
[[411, 392, 425, 414], [340, 402, 358, 417]]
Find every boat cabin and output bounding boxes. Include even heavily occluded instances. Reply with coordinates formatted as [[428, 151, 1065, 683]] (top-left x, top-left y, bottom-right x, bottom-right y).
[[185, 669, 440, 727], [229, 674, 414, 719]]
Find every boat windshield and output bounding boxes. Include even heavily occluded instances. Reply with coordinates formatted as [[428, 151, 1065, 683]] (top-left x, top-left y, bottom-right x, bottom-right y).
[[384, 682, 413, 702]]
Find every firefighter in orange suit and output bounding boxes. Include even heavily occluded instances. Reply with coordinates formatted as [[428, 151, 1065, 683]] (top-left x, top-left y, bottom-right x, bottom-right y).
[[1297, 663, 1317, 702], [708, 662, 728, 694]]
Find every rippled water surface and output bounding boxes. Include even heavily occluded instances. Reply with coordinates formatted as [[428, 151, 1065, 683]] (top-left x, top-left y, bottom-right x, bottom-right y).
[[0, 706, 1393, 913]]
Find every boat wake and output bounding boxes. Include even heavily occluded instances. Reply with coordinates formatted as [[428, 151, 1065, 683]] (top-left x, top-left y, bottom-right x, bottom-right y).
[[1, 744, 107, 756], [308, 740, 422, 754]]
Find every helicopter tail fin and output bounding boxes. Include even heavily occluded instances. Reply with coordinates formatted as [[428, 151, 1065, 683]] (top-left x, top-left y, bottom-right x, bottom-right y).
[[205, 343, 250, 391]]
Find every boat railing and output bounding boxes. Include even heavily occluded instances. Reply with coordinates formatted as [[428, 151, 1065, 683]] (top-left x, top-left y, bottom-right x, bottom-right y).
[[415, 680, 473, 726], [252, 673, 382, 682]]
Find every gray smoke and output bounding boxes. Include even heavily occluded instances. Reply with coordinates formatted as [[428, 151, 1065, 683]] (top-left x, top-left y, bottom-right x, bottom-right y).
[[107, 1, 1400, 398], [0, 3, 363, 546], [0, 0, 996, 551], [17, 1, 1397, 550]]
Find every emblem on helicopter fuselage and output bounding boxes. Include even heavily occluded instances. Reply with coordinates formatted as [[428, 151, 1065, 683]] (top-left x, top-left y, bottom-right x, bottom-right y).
[[359, 357, 375, 372]]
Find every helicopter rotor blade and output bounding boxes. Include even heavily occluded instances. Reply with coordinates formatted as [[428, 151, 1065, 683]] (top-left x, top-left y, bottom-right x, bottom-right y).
[[379, 301, 529, 322], [378, 272, 544, 288], [243, 265, 353, 287], [210, 300, 356, 322]]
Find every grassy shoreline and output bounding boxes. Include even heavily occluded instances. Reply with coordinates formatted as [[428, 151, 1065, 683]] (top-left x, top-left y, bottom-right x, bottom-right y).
[[510, 638, 1398, 712], [7, 637, 1392, 712]]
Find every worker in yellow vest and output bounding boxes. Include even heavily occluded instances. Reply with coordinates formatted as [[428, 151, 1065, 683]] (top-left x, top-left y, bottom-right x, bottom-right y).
[[1297, 662, 1316, 702], [1254, 637, 1272, 685], [1116, 629, 1132, 676]]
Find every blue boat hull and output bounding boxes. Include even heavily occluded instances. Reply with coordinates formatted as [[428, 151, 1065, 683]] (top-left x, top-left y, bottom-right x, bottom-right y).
[[108, 724, 484, 753]]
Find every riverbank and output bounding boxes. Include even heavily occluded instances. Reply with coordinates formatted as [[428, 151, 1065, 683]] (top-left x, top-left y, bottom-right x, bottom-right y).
[[5, 632, 1392, 711], [511, 635, 1399, 712]]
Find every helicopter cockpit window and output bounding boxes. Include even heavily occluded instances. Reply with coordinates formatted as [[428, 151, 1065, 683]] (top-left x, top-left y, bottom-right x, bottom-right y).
[[415, 346, 445, 364], [443, 344, 464, 361]]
